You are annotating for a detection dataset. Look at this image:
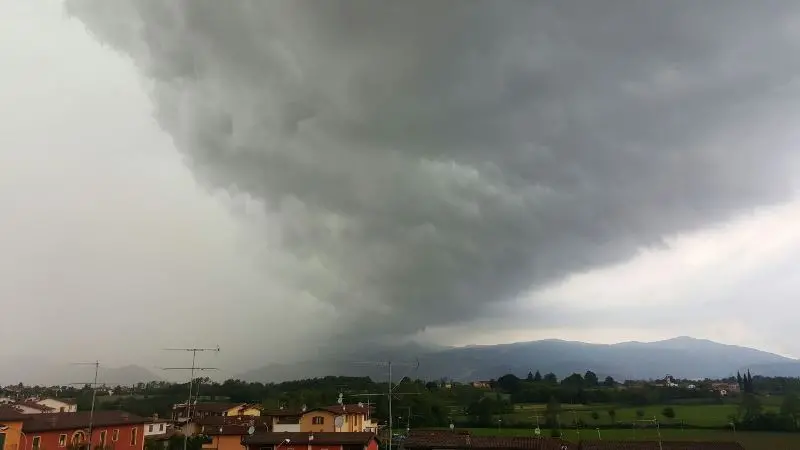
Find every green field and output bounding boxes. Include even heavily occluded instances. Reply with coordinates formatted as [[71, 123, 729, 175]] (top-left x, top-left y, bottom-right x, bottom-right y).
[[497, 402, 780, 428], [467, 427, 800, 450]]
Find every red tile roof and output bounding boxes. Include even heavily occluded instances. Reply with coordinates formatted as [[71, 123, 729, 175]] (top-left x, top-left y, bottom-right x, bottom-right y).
[[261, 409, 303, 417], [304, 404, 373, 416], [0, 406, 27, 421], [22, 411, 147, 432], [243, 432, 377, 446], [191, 403, 250, 413], [403, 430, 572, 450], [197, 416, 271, 427], [201, 423, 270, 436], [13, 401, 55, 412]]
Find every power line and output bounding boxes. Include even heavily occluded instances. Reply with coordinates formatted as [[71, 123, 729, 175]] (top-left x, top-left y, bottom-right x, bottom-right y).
[[162, 346, 220, 450]]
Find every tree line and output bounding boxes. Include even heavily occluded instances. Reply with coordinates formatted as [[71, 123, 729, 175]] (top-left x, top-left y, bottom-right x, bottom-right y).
[[8, 369, 800, 433]]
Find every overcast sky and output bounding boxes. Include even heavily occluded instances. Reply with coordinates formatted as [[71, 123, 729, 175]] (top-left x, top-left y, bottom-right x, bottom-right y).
[[2, 1, 800, 380]]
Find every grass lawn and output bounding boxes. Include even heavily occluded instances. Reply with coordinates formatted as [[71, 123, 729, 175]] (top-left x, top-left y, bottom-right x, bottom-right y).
[[466, 427, 800, 450]]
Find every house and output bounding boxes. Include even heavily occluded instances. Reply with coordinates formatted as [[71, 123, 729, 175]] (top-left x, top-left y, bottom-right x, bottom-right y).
[[9, 402, 54, 415], [0, 406, 28, 450], [402, 430, 572, 450], [471, 381, 492, 389], [143, 414, 170, 437], [711, 383, 740, 394], [242, 432, 378, 450], [576, 441, 744, 449], [34, 399, 77, 413], [199, 421, 270, 450], [172, 403, 261, 423], [299, 405, 377, 434], [261, 409, 303, 433], [19, 411, 148, 450]]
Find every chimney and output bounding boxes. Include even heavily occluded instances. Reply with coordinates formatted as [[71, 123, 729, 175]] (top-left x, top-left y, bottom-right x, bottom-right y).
[[153, 413, 159, 420]]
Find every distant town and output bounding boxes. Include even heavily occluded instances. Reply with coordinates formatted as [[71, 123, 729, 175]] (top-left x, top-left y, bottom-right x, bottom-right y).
[[0, 368, 797, 450]]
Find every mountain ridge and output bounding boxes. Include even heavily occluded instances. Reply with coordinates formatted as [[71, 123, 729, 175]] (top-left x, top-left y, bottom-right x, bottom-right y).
[[238, 336, 799, 382]]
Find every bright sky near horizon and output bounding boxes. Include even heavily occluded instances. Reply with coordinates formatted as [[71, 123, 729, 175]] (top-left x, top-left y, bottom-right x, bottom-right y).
[[2, 0, 800, 378]]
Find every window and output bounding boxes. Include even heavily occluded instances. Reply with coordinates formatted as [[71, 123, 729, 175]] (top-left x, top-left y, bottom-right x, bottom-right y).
[[112, 430, 120, 442], [159, 424, 164, 432], [72, 431, 85, 446], [148, 425, 154, 432], [32, 437, 41, 450], [59, 434, 67, 447], [311, 416, 324, 425], [130, 427, 138, 446], [60, 407, 65, 412], [100, 430, 107, 445]]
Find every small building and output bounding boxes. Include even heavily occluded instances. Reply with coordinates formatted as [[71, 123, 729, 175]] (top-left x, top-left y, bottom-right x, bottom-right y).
[[711, 382, 740, 394], [471, 381, 492, 389], [200, 422, 270, 450], [34, 399, 77, 413], [143, 414, 170, 437], [300, 405, 377, 434], [261, 409, 303, 433], [0, 406, 28, 450], [20, 411, 147, 450], [242, 432, 378, 450]]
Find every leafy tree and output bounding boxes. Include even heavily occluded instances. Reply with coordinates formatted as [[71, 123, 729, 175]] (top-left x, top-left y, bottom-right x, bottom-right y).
[[496, 374, 521, 393], [545, 396, 561, 427], [561, 373, 584, 388], [603, 376, 616, 387], [662, 407, 676, 419], [584, 371, 599, 387], [739, 393, 763, 421], [533, 370, 542, 382], [590, 411, 600, 421], [607, 408, 616, 423], [780, 392, 800, 428], [543, 373, 558, 384]]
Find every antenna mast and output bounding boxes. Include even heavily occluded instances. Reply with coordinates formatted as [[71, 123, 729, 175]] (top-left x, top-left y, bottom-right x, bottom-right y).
[[163, 346, 220, 450], [70, 361, 101, 449], [352, 359, 420, 450]]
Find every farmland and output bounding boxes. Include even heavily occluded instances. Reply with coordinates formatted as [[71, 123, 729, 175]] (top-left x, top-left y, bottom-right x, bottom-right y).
[[467, 427, 800, 450], [494, 402, 778, 428]]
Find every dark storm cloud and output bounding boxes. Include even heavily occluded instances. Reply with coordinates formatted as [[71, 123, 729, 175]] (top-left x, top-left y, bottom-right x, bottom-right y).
[[65, 0, 800, 342]]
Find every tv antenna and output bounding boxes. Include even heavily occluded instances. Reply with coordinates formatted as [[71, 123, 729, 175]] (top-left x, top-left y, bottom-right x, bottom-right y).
[[162, 346, 220, 450], [69, 361, 101, 447], [352, 359, 419, 450]]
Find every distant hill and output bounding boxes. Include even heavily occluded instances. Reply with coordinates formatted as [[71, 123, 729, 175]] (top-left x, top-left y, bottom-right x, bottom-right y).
[[237, 336, 797, 382], [0, 359, 160, 386]]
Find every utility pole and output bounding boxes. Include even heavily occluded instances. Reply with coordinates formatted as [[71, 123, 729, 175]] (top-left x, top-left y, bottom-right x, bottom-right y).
[[70, 361, 100, 450], [163, 347, 220, 450], [353, 360, 419, 450]]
